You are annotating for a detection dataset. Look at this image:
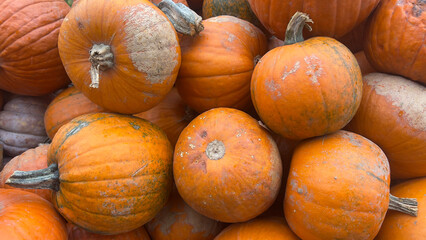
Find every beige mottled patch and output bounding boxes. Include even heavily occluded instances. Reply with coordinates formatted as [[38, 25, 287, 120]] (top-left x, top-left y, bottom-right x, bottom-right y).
[[207, 16, 256, 37], [304, 55, 322, 84], [365, 73, 426, 131], [123, 4, 179, 84], [282, 61, 300, 80]]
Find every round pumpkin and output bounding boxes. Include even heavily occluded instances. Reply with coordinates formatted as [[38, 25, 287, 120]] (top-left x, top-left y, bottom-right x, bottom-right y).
[[376, 177, 426, 240], [174, 108, 282, 223], [44, 86, 105, 139], [0, 144, 52, 202], [0, 189, 67, 239], [345, 73, 426, 179], [0, 0, 70, 96], [354, 51, 376, 75], [68, 224, 151, 240], [177, 16, 267, 113], [214, 217, 299, 240], [251, 12, 362, 140], [58, 0, 181, 114], [364, 0, 425, 84]]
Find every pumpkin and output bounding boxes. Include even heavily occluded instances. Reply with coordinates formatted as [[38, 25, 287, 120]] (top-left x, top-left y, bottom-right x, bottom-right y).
[[354, 51, 376, 75], [6, 113, 173, 234], [284, 130, 418, 240], [146, 185, 224, 239], [247, 0, 380, 40], [134, 88, 196, 147], [177, 16, 267, 113], [0, 189, 67, 239], [0, 95, 50, 156], [376, 177, 426, 240], [174, 108, 282, 223], [345, 73, 426, 179], [364, 0, 425, 84], [251, 12, 362, 140], [0, 144, 52, 202], [214, 217, 299, 240], [68, 224, 151, 240], [337, 20, 366, 53], [0, 0, 70, 96], [44, 86, 105, 139]]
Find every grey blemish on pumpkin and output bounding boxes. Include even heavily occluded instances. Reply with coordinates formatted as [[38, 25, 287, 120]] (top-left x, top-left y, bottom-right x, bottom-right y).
[[304, 55, 323, 84], [65, 121, 89, 137], [129, 122, 140, 130], [281, 61, 300, 80]]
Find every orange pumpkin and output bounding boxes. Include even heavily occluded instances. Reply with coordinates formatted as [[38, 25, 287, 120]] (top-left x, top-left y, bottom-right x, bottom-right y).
[[345, 73, 426, 179], [0, 189, 67, 239], [251, 12, 362, 140], [354, 51, 376, 75], [44, 86, 105, 139], [0, 0, 70, 96], [174, 108, 282, 223], [177, 16, 267, 113], [68, 224, 151, 240], [58, 0, 181, 114]]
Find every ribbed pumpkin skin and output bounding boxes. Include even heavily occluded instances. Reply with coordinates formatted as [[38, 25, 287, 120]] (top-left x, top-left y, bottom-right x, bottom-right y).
[[364, 0, 425, 83], [177, 16, 267, 113], [284, 130, 390, 240], [0, 144, 52, 202], [251, 37, 362, 140], [59, 0, 181, 114], [247, 0, 380, 40], [44, 86, 105, 139], [68, 224, 151, 240], [202, 0, 261, 27], [0, 0, 70, 96], [48, 113, 173, 234], [0, 189, 68, 240], [174, 108, 282, 223], [214, 217, 299, 240], [345, 73, 426, 179], [376, 177, 426, 240]]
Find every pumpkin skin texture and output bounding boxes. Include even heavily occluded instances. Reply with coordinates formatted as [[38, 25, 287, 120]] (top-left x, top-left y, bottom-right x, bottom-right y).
[[0, 0, 70, 96], [247, 0, 380, 40], [284, 130, 391, 240], [49, 113, 173, 234], [44, 86, 105, 139], [68, 224, 151, 240], [354, 51, 376, 75], [173, 108, 282, 223], [376, 177, 426, 240], [0, 189, 68, 240], [59, 0, 181, 114], [214, 217, 299, 240], [345, 73, 426, 179], [0, 144, 52, 202], [364, 0, 425, 84], [177, 16, 267, 113]]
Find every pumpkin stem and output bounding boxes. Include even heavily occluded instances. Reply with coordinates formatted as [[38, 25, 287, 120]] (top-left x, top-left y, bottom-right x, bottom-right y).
[[206, 140, 225, 160], [388, 194, 418, 217], [89, 44, 114, 88], [157, 0, 204, 36], [284, 12, 313, 45], [5, 164, 59, 191]]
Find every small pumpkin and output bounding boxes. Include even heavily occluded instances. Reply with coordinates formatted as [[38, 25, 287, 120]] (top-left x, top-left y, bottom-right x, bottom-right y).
[[354, 51, 376, 75], [0, 189, 68, 240], [68, 224, 151, 240], [174, 108, 282, 223]]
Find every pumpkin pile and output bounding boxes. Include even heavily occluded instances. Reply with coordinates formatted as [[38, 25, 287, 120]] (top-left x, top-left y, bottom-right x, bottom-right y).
[[0, 0, 424, 239]]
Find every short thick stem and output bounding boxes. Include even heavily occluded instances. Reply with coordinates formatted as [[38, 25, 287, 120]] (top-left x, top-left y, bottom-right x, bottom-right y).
[[284, 12, 313, 45], [89, 44, 114, 88], [388, 194, 418, 217], [5, 164, 59, 192], [206, 140, 225, 160]]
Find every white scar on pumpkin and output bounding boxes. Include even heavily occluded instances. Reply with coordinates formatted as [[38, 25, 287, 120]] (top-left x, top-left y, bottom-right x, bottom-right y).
[[304, 55, 323, 84], [281, 61, 300, 80]]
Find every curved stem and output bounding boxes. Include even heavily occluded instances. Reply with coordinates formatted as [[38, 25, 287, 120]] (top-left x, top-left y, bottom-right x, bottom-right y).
[[5, 164, 59, 191], [284, 12, 313, 45], [89, 44, 114, 88], [389, 194, 418, 217]]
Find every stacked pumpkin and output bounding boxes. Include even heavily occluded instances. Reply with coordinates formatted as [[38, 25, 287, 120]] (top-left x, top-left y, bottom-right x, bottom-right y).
[[0, 0, 424, 239]]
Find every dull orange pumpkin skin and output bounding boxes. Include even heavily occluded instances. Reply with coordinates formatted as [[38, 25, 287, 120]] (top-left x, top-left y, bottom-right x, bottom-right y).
[[68, 224, 151, 240], [284, 130, 390, 240], [174, 108, 282, 223], [177, 16, 267, 113], [251, 37, 362, 140], [0, 0, 70, 96], [354, 51, 376, 75], [376, 177, 426, 240], [59, 0, 181, 114], [0, 144, 52, 202], [0, 189, 68, 240], [215, 217, 299, 240], [49, 113, 173, 234], [345, 73, 426, 179], [364, 0, 425, 84]]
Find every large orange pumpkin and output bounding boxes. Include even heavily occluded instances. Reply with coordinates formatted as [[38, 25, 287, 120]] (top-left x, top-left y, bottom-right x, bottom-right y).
[[58, 0, 181, 114], [6, 113, 173, 234], [251, 12, 362, 140], [177, 16, 267, 113], [174, 108, 282, 223], [0, 0, 70, 96], [364, 0, 425, 84], [68, 224, 151, 240], [0, 189, 68, 239], [284, 130, 418, 240], [345, 73, 426, 179]]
